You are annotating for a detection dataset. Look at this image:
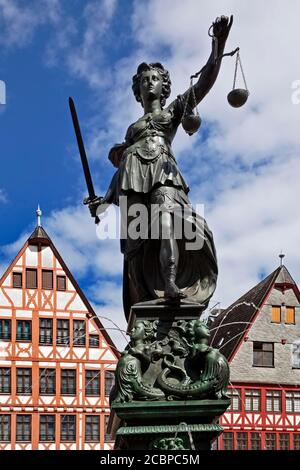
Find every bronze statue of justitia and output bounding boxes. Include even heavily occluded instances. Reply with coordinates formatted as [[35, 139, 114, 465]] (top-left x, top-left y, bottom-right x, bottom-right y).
[[87, 16, 233, 319]]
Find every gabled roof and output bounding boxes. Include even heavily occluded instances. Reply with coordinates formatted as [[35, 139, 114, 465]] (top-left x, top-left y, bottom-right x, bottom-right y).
[[209, 265, 298, 360], [0, 224, 120, 359]]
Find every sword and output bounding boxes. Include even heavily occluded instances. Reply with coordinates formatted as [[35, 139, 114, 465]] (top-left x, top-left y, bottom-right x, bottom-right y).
[[68, 97, 100, 224]]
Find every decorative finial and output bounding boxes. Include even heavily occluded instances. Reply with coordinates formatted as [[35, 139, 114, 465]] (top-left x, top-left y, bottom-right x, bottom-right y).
[[36, 205, 42, 227], [279, 251, 285, 267]]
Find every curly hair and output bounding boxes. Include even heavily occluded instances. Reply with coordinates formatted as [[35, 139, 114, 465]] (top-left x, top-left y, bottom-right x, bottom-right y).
[[130, 320, 157, 343], [187, 320, 210, 341], [132, 62, 171, 108]]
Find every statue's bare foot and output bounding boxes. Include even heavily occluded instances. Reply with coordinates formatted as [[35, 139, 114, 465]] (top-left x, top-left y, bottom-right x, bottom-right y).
[[164, 281, 186, 300]]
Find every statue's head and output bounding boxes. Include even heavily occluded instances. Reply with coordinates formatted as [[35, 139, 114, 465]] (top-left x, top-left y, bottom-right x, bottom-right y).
[[187, 320, 210, 342], [132, 62, 171, 108], [130, 320, 155, 342]]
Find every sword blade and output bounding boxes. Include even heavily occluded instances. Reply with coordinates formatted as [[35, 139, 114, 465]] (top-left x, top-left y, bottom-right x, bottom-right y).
[[69, 97, 96, 201]]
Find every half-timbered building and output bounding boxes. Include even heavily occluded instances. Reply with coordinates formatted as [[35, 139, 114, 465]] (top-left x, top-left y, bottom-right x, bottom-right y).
[[0, 216, 118, 450], [210, 264, 300, 450]]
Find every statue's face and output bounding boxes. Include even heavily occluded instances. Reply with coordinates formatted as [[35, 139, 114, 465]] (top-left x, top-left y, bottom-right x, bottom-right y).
[[139, 69, 163, 105], [194, 321, 210, 341], [130, 321, 145, 340]]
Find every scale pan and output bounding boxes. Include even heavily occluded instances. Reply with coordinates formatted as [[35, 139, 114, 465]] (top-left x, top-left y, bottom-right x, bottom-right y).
[[182, 115, 201, 136], [227, 88, 249, 108]]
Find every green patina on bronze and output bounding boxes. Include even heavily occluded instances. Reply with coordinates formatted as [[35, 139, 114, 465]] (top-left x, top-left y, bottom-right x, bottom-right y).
[[83, 16, 234, 319], [152, 436, 189, 450], [111, 318, 229, 403]]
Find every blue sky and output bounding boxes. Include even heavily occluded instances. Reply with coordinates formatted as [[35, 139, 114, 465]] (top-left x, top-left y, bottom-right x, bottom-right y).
[[1, 0, 300, 349]]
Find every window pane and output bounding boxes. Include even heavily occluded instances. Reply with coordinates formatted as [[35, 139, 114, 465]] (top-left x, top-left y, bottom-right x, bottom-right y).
[[265, 433, 276, 450], [57, 320, 69, 345], [245, 389, 261, 411], [85, 370, 100, 396], [266, 390, 281, 412], [293, 434, 300, 450], [0, 368, 11, 394], [262, 343, 273, 352], [0, 320, 11, 340], [0, 415, 11, 441], [42, 270, 53, 290], [223, 432, 234, 450], [89, 335, 99, 348], [253, 350, 263, 366], [61, 370, 76, 395], [39, 369, 56, 395], [13, 272, 22, 288], [39, 319, 53, 344], [237, 432, 248, 450], [26, 269, 37, 289], [40, 415, 55, 442], [286, 307, 295, 324], [291, 342, 300, 368], [263, 351, 274, 366], [104, 415, 112, 442], [253, 342, 274, 367], [271, 306, 281, 323], [85, 416, 99, 442], [16, 415, 31, 441], [105, 371, 115, 396], [16, 368, 32, 395], [57, 276, 66, 291], [279, 434, 289, 450], [61, 415, 76, 442], [16, 320, 32, 341], [286, 391, 300, 413], [227, 388, 241, 411], [73, 320, 86, 346], [250, 432, 261, 450]]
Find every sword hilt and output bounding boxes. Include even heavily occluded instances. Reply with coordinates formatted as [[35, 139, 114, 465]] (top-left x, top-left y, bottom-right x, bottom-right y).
[[84, 195, 104, 225]]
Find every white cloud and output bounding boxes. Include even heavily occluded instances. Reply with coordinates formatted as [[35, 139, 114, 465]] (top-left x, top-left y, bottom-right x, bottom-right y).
[[89, 280, 128, 350], [45, 0, 117, 89], [0, 189, 7, 203], [0, 0, 61, 48], [208, 153, 300, 307]]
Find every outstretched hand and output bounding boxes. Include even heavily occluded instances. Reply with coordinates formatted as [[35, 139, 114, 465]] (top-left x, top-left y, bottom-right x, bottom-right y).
[[212, 15, 233, 41]]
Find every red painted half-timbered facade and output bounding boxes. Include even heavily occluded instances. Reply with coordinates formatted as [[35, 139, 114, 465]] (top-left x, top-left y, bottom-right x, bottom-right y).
[[210, 265, 300, 450], [0, 224, 119, 450]]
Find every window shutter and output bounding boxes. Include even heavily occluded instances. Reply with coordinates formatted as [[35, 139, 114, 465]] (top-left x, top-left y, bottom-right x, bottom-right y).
[[286, 307, 295, 324], [13, 272, 22, 288], [57, 275, 66, 291], [26, 269, 37, 289], [42, 270, 53, 290], [271, 306, 281, 323]]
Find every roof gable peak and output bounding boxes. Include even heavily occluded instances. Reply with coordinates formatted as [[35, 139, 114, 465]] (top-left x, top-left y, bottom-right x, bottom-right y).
[[274, 264, 296, 286]]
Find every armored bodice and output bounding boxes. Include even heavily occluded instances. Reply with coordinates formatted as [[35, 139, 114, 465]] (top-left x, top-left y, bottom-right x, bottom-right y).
[[106, 96, 188, 196], [123, 97, 184, 163]]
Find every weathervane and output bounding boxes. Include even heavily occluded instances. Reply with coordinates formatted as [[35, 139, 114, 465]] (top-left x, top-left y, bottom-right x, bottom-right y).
[[279, 251, 285, 267]]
